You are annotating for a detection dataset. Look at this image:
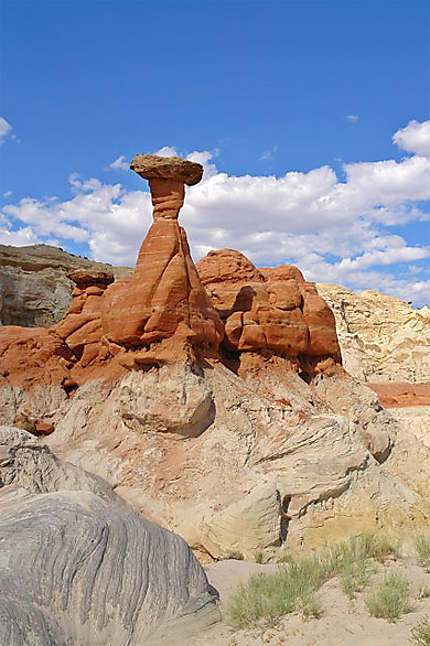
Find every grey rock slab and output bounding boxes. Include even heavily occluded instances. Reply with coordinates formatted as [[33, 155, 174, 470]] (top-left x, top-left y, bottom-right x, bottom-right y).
[[0, 487, 220, 645]]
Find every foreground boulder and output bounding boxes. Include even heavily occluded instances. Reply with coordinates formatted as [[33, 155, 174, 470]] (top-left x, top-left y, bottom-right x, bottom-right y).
[[0, 427, 219, 646]]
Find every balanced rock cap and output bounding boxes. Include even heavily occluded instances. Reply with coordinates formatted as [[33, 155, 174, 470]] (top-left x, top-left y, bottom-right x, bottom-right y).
[[130, 154, 203, 186]]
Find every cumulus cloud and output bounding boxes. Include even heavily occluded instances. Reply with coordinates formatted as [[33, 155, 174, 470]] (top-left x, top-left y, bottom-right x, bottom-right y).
[[0, 117, 13, 144], [109, 155, 129, 170], [1, 119, 430, 303], [346, 114, 359, 122], [393, 119, 430, 157]]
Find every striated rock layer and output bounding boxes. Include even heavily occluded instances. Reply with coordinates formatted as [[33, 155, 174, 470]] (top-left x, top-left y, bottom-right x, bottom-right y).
[[0, 428, 219, 646]]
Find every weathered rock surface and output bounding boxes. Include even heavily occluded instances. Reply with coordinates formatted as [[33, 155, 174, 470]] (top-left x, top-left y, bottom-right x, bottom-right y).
[[0, 426, 125, 504], [130, 153, 204, 186], [197, 249, 341, 378], [0, 359, 422, 561], [0, 425, 219, 645], [0, 487, 219, 646], [0, 243, 131, 327], [368, 382, 430, 408], [316, 283, 430, 383]]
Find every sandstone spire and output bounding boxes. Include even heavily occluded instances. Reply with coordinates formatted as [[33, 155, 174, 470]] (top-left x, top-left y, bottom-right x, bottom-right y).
[[101, 154, 224, 360]]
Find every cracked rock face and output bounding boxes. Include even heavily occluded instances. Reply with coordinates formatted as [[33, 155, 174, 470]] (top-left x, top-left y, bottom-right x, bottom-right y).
[[316, 283, 430, 384]]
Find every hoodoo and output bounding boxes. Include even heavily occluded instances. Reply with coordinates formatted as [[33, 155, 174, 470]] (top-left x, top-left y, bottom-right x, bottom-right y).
[[101, 154, 224, 362], [0, 155, 225, 386]]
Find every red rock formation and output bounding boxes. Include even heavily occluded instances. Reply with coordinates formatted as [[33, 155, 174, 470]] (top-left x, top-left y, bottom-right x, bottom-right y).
[[196, 248, 341, 377], [101, 155, 224, 363], [0, 155, 224, 388], [368, 383, 430, 408]]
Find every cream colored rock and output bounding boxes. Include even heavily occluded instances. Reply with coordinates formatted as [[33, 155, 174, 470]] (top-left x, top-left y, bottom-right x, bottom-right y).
[[9, 361, 422, 559], [317, 283, 430, 383], [192, 482, 280, 560], [388, 407, 430, 448]]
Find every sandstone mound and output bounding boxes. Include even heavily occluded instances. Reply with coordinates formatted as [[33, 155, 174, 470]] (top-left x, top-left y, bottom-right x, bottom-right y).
[[197, 249, 341, 377], [0, 488, 219, 646], [0, 426, 219, 646]]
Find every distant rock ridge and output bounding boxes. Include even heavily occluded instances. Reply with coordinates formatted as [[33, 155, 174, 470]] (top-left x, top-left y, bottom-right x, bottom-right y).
[[316, 283, 430, 384], [0, 243, 131, 327]]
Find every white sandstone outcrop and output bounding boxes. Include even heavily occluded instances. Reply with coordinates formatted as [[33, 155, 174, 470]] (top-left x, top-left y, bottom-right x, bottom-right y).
[[316, 283, 430, 383]]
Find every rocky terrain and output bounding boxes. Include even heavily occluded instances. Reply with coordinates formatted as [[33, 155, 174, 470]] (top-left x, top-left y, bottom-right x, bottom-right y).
[[317, 283, 430, 385], [0, 243, 131, 327], [0, 427, 219, 646], [0, 153, 429, 644]]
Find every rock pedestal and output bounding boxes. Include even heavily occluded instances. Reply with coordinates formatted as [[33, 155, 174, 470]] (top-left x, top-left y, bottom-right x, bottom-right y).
[[101, 155, 224, 360]]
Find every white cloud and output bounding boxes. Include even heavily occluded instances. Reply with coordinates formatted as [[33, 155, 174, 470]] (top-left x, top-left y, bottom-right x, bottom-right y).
[[393, 119, 430, 157], [109, 155, 129, 170], [155, 146, 178, 157], [0, 117, 12, 145], [2, 191, 12, 198], [259, 145, 279, 160], [1, 119, 430, 303], [346, 114, 359, 122]]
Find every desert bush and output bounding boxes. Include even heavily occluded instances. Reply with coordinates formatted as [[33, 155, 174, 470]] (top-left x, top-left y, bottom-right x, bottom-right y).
[[410, 615, 430, 646], [227, 532, 395, 628], [340, 558, 370, 599], [416, 535, 430, 572], [365, 572, 411, 622], [255, 551, 264, 564]]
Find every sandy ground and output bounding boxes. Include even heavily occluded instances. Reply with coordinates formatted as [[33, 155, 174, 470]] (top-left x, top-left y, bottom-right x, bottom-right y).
[[189, 557, 430, 646]]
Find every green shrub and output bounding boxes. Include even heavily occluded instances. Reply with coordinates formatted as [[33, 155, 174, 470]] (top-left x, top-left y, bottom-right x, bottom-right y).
[[365, 573, 411, 622], [410, 615, 430, 646], [255, 551, 264, 564], [340, 558, 370, 599], [416, 535, 430, 572], [227, 532, 395, 628]]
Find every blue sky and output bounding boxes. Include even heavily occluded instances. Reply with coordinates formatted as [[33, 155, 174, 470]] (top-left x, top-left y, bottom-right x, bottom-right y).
[[1, 0, 429, 304]]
